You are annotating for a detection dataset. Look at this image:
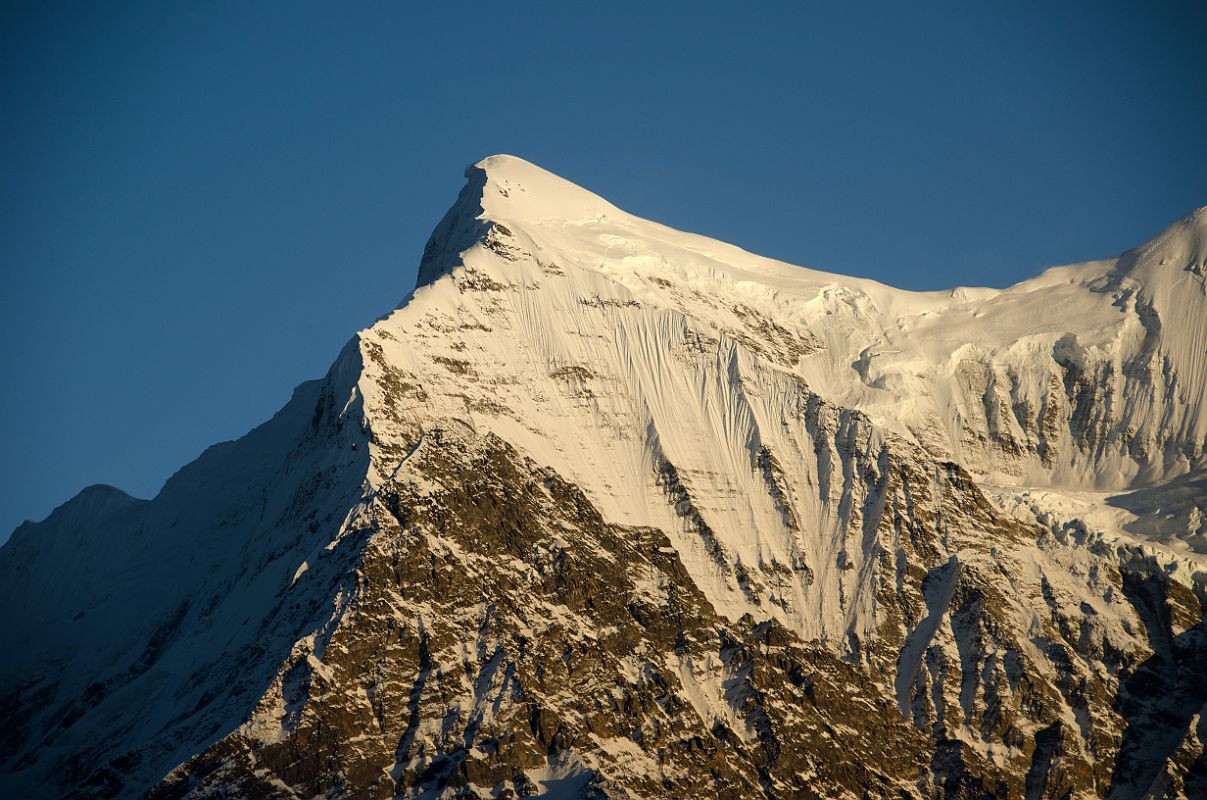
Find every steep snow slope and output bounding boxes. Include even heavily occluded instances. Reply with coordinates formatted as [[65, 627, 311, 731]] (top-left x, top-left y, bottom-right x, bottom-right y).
[[3, 155, 1205, 799], [421, 157, 1205, 481], [359, 155, 1207, 635], [407, 155, 1206, 502]]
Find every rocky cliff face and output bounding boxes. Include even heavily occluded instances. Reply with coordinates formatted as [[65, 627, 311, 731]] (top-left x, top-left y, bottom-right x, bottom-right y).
[[3, 156, 1206, 799]]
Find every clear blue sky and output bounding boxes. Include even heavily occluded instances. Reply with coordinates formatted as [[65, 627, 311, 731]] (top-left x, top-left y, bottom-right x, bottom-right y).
[[2, 2, 1205, 539]]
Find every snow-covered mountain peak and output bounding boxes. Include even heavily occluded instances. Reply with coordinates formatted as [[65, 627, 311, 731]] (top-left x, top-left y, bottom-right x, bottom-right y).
[[414, 155, 625, 288], [405, 157, 1206, 491], [6, 483, 142, 548], [472, 154, 623, 224], [5, 159, 1207, 799]]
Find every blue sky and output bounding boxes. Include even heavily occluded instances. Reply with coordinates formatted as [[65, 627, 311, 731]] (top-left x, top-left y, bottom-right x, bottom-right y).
[[2, 1, 1205, 538]]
